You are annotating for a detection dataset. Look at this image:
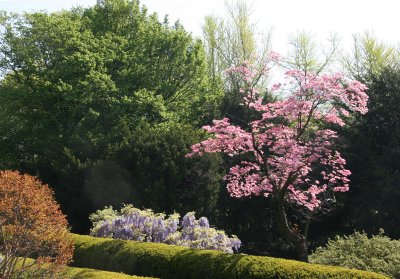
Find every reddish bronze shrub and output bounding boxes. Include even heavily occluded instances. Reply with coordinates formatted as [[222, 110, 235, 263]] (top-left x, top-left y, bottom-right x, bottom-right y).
[[0, 170, 74, 278]]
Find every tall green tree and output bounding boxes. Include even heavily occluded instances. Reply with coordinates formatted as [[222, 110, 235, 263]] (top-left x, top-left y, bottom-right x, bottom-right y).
[[329, 35, 400, 238], [342, 32, 398, 81], [203, 1, 273, 128], [283, 31, 340, 75], [202, 1, 260, 78], [339, 66, 400, 238], [0, 0, 224, 231]]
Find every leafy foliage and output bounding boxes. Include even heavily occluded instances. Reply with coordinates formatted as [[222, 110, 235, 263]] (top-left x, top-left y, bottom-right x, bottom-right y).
[[71, 234, 387, 279], [338, 66, 400, 238], [310, 230, 400, 278], [90, 205, 241, 253], [342, 33, 398, 81], [105, 122, 223, 217], [0, 171, 74, 279], [0, 0, 224, 232]]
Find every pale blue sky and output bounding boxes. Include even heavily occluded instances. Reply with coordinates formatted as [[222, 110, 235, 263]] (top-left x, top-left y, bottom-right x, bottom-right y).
[[0, 0, 399, 53]]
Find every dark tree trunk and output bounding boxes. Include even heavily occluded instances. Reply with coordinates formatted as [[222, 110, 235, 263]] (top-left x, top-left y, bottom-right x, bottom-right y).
[[294, 235, 309, 262], [271, 194, 309, 262]]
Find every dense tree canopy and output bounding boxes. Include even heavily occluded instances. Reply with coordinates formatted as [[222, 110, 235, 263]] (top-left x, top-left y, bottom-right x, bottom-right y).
[[0, 0, 223, 232], [339, 66, 400, 238]]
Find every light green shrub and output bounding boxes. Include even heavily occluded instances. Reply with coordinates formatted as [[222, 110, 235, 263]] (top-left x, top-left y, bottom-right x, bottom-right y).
[[89, 206, 119, 224], [310, 230, 400, 278]]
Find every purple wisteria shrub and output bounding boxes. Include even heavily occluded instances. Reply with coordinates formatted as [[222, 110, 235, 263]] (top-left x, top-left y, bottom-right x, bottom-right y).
[[89, 205, 241, 253]]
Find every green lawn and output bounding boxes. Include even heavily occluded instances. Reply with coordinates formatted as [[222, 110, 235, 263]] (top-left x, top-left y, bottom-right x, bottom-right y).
[[11, 257, 157, 279], [60, 265, 157, 279]]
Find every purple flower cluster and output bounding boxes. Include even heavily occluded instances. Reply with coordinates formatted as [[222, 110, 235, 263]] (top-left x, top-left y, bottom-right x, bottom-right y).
[[90, 205, 241, 253]]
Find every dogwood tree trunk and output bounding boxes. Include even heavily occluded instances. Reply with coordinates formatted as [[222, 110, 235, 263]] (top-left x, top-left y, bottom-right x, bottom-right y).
[[272, 193, 308, 262]]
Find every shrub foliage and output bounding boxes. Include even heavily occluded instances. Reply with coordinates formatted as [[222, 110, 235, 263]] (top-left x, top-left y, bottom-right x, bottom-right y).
[[72, 234, 387, 279], [310, 230, 400, 278], [0, 171, 74, 278]]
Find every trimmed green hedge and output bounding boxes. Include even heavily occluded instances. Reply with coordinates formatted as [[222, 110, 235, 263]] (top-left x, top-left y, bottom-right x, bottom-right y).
[[71, 234, 388, 279]]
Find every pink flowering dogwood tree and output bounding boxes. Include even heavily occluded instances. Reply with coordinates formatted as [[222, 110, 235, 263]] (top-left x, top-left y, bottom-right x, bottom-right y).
[[186, 55, 368, 262]]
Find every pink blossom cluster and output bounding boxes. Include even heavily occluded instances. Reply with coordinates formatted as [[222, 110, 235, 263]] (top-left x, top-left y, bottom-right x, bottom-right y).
[[225, 61, 257, 82], [187, 55, 368, 211]]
